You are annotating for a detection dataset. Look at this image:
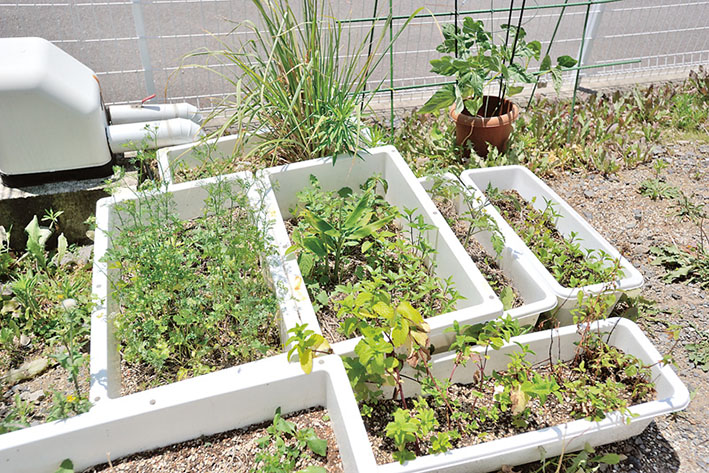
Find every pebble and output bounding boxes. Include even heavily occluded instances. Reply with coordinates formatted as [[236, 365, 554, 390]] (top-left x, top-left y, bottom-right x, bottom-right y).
[[583, 211, 593, 220], [584, 189, 595, 199], [699, 145, 709, 154], [671, 293, 681, 300], [633, 210, 642, 221], [652, 146, 666, 155]]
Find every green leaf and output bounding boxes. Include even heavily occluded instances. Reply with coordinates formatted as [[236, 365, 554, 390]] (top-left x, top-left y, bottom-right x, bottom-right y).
[[25, 216, 49, 268], [372, 301, 395, 320], [594, 453, 624, 465], [550, 68, 563, 94], [499, 286, 515, 310], [397, 301, 423, 325], [419, 84, 456, 114], [297, 467, 327, 473], [56, 233, 67, 267], [507, 85, 524, 96], [303, 237, 327, 258], [300, 348, 313, 374], [299, 252, 315, 277], [361, 241, 373, 254], [557, 55, 578, 68], [540, 54, 552, 72], [344, 195, 371, 228], [392, 319, 409, 347], [306, 435, 328, 457], [54, 459, 74, 473]]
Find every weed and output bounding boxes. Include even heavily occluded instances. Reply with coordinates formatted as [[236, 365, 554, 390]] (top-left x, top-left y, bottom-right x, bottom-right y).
[[428, 176, 523, 309], [485, 186, 622, 287], [286, 175, 462, 342], [1, 211, 93, 429], [253, 408, 328, 473], [650, 244, 709, 288], [685, 322, 709, 372], [638, 179, 680, 201], [106, 177, 280, 387], [529, 443, 625, 473]]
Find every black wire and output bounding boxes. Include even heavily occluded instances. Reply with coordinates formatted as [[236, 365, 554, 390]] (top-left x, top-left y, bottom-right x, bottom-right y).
[[497, 0, 527, 115], [454, 0, 459, 58], [360, 0, 379, 112]]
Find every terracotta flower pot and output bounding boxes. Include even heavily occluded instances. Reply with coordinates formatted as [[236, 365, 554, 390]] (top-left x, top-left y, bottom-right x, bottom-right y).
[[450, 95, 520, 158]]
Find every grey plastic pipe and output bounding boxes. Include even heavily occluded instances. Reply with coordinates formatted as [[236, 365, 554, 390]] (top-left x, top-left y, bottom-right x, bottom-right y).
[[108, 103, 202, 125], [106, 118, 203, 154]]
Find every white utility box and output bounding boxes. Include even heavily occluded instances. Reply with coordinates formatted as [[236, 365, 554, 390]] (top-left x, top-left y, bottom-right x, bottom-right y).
[[0, 37, 113, 182]]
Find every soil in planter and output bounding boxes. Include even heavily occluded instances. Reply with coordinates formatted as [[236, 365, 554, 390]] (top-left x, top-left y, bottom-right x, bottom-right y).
[[286, 177, 462, 343], [486, 188, 621, 287], [361, 346, 654, 465], [434, 196, 524, 310], [107, 190, 281, 395], [83, 407, 343, 473]]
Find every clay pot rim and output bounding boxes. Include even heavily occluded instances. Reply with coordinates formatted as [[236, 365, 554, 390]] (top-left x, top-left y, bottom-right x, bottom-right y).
[[449, 96, 520, 129]]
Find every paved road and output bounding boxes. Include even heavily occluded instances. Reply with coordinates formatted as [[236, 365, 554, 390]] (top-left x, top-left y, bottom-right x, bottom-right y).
[[1, 0, 707, 107]]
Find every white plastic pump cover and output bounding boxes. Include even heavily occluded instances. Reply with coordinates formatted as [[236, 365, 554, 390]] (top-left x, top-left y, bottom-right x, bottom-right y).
[[0, 37, 112, 176]]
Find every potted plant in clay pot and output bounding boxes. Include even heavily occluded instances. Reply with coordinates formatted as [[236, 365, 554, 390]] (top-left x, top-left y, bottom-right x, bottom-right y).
[[419, 17, 577, 157]]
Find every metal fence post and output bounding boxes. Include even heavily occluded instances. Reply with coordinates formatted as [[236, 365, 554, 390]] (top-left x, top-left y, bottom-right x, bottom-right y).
[[131, 0, 156, 98], [579, 0, 607, 72]]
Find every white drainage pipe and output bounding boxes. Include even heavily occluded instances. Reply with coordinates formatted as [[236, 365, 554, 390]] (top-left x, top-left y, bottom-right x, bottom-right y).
[[108, 103, 202, 125], [106, 118, 203, 154]]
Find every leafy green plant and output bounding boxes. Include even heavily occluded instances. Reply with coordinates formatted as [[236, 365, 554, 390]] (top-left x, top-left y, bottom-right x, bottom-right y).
[[486, 186, 622, 287], [420, 18, 576, 116], [105, 177, 280, 387], [0, 394, 33, 434], [650, 243, 709, 288], [685, 322, 709, 372], [287, 175, 395, 284], [428, 176, 524, 310], [638, 179, 680, 201], [286, 175, 462, 342], [53, 459, 75, 473], [183, 0, 419, 165], [529, 443, 624, 473], [253, 408, 328, 473]]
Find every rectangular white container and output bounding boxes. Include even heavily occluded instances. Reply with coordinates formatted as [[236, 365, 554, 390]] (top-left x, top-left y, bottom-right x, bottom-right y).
[[420, 175, 557, 327], [157, 133, 264, 185], [257, 146, 503, 354], [344, 318, 689, 473], [460, 166, 644, 326], [0, 355, 377, 473], [89, 171, 307, 402]]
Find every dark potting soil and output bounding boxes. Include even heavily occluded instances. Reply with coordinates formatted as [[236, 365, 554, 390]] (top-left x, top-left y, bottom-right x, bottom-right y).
[[434, 196, 524, 309]]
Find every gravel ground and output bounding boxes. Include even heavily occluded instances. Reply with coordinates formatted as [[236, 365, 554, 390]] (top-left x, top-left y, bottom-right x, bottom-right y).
[[512, 140, 709, 472]]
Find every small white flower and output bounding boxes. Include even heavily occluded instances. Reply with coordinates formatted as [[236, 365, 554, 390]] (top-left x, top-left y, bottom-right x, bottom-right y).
[[493, 384, 504, 395]]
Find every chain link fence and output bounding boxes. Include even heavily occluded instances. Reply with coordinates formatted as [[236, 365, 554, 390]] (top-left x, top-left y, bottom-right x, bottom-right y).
[[2, 0, 708, 110]]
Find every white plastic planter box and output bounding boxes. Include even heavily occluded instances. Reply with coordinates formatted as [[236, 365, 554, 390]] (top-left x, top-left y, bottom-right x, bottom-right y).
[[157, 133, 264, 184], [343, 318, 689, 473], [0, 355, 377, 473], [460, 166, 644, 326], [420, 175, 557, 327], [89, 171, 304, 402], [257, 146, 503, 353]]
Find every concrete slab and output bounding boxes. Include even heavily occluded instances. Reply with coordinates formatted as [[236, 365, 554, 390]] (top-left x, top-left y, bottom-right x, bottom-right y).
[[0, 172, 138, 250]]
